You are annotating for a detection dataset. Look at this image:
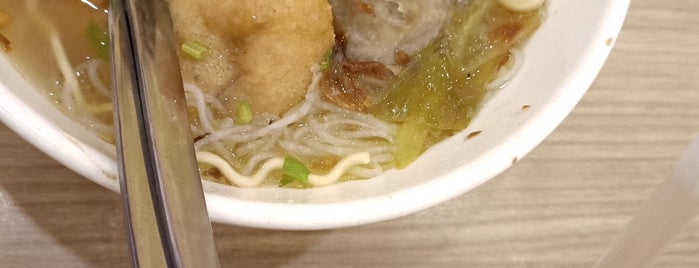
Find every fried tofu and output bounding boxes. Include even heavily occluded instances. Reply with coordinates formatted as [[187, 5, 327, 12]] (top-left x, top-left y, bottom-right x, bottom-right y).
[[168, 0, 335, 116]]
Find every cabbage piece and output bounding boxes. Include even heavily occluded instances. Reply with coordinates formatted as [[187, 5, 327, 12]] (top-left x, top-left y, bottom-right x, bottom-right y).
[[372, 0, 543, 168]]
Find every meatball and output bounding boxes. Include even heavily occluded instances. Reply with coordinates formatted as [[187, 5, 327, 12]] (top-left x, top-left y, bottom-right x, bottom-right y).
[[330, 0, 453, 65]]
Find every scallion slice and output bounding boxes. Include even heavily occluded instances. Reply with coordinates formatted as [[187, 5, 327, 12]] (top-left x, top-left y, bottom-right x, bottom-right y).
[[320, 50, 333, 71], [181, 40, 209, 60], [236, 101, 253, 125], [280, 156, 311, 187]]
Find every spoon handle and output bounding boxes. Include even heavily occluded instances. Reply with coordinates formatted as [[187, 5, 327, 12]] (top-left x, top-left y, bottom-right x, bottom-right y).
[[110, 0, 220, 267], [594, 136, 699, 268]]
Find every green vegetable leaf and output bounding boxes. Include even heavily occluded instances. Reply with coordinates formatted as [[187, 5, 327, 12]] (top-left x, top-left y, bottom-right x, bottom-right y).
[[280, 156, 311, 187], [372, 0, 543, 168]]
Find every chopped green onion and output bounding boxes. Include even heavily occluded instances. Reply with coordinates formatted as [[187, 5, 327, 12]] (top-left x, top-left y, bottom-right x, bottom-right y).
[[181, 40, 209, 60], [320, 50, 333, 71], [86, 21, 109, 59], [280, 156, 311, 187], [236, 101, 253, 125]]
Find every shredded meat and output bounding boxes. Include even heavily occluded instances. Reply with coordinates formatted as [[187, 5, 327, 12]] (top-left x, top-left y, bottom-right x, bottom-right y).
[[322, 34, 395, 111], [322, 61, 394, 111]]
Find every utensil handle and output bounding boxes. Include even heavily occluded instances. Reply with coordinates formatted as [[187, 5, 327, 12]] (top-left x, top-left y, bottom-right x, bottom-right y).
[[110, 0, 221, 267]]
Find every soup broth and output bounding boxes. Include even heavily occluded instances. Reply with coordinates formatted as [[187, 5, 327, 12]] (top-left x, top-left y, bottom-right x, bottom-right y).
[[0, 0, 544, 188]]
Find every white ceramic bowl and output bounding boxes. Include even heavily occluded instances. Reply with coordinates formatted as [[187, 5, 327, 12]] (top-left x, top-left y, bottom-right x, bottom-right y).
[[0, 0, 629, 230]]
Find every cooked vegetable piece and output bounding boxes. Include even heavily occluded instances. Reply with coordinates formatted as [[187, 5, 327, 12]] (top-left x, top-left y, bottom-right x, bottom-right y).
[[393, 121, 430, 168], [236, 101, 253, 125], [372, 0, 542, 167], [280, 156, 311, 187], [181, 40, 209, 60], [320, 50, 333, 71]]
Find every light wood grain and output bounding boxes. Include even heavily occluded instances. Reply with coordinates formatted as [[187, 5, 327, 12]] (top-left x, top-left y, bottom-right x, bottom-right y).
[[1, 0, 698, 267]]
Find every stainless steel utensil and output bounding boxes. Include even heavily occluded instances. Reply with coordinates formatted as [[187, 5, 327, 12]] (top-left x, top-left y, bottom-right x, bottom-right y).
[[109, 0, 221, 267]]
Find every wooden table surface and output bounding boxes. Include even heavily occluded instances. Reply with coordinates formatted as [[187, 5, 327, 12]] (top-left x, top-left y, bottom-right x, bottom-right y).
[[2, 0, 698, 267]]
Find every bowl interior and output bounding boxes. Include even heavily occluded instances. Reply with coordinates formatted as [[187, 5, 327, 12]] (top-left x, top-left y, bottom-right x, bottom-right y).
[[0, 0, 629, 230]]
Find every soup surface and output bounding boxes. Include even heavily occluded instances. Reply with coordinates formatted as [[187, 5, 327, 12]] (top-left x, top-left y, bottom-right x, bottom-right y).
[[0, 0, 543, 188]]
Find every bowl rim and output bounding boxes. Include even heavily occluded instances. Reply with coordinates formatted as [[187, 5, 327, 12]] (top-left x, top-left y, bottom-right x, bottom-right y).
[[0, 0, 630, 230]]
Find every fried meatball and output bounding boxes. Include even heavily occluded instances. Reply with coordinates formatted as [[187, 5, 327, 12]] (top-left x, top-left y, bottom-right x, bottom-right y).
[[197, 0, 335, 115], [168, 0, 239, 95]]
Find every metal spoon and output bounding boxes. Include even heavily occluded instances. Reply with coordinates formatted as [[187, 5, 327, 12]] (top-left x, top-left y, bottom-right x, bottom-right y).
[[109, 0, 221, 267], [594, 135, 699, 267]]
